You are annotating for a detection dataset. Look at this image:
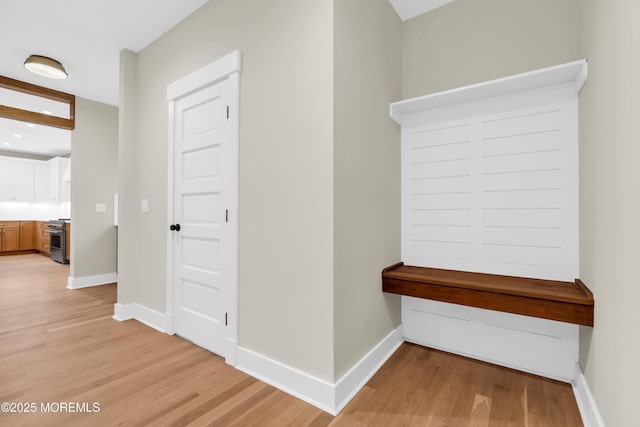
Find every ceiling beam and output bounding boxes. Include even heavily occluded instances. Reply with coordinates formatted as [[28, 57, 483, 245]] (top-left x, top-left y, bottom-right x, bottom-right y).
[[0, 75, 75, 130]]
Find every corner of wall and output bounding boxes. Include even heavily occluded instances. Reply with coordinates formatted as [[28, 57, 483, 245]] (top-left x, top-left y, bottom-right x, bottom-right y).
[[116, 48, 139, 306], [332, 0, 403, 382], [572, 363, 606, 427], [70, 97, 118, 282]]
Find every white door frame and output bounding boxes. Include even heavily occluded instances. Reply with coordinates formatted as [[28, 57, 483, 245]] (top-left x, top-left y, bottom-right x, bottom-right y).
[[166, 50, 241, 365]]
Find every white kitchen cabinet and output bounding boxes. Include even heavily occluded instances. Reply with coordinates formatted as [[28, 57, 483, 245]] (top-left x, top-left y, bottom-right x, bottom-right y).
[[34, 163, 49, 202], [0, 157, 34, 202], [48, 157, 70, 202], [0, 158, 12, 201], [13, 161, 34, 201]]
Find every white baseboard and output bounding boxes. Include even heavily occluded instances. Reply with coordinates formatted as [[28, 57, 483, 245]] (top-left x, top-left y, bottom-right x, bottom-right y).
[[403, 296, 579, 382], [108, 296, 603, 426], [113, 303, 174, 335], [235, 347, 336, 414], [334, 325, 404, 413], [67, 272, 117, 289], [112, 302, 136, 321], [572, 363, 605, 427], [236, 325, 404, 416], [225, 338, 238, 366]]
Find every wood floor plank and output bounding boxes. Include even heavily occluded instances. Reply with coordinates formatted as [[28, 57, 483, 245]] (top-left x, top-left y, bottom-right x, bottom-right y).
[[487, 368, 518, 427], [468, 394, 492, 427], [0, 254, 583, 426], [448, 359, 481, 427], [224, 390, 288, 427]]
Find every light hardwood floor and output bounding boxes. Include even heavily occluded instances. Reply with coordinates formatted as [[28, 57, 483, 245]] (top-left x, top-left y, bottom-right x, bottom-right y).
[[0, 254, 583, 426]]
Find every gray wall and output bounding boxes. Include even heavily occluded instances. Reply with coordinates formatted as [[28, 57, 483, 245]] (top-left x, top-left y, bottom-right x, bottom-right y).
[[119, 0, 336, 381], [402, 0, 583, 99], [333, 0, 402, 380], [70, 97, 118, 278], [119, 0, 620, 401], [579, 1, 640, 425], [117, 49, 138, 305], [401, 0, 640, 424]]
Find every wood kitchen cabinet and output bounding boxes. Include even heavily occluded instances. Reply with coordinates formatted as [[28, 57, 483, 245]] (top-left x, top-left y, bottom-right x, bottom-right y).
[[65, 223, 70, 261], [0, 220, 59, 255], [36, 221, 50, 255], [0, 222, 20, 252], [35, 221, 42, 251], [0, 220, 56, 255], [19, 221, 35, 250]]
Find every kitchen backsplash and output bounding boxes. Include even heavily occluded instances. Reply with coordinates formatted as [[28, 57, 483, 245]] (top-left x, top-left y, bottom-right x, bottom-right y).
[[0, 201, 70, 221]]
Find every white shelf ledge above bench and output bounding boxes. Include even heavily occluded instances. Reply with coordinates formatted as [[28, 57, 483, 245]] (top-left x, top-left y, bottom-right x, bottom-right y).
[[390, 59, 588, 125]]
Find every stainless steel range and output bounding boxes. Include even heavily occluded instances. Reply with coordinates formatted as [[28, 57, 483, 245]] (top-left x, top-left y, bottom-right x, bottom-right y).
[[48, 220, 68, 264]]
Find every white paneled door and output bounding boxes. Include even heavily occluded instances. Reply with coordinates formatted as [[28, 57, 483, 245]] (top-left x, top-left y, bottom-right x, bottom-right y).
[[171, 77, 232, 357]]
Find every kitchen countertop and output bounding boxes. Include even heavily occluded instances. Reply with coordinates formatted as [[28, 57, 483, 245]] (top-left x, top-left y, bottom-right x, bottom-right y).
[[0, 219, 71, 223]]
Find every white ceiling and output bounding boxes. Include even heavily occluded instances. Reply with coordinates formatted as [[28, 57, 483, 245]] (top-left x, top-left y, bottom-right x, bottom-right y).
[[0, 87, 71, 157], [0, 0, 209, 107], [0, 117, 71, 158], [0, 0, 448, 157], [0, 0, 208, 157], [388, 0, 456, 21]]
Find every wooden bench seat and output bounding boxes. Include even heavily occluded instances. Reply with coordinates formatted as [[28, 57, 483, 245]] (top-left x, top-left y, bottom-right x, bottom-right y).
[[382, 262, 594, 326]]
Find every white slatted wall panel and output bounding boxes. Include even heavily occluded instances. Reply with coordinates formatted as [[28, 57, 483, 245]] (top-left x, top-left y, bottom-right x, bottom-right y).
[[402, 98, 578, 281]]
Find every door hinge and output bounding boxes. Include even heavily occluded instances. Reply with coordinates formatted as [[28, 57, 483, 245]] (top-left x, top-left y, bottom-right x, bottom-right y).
[[225, 209, 228, 223], [225, 312, 228, 326], [226, 106, 229, 119]]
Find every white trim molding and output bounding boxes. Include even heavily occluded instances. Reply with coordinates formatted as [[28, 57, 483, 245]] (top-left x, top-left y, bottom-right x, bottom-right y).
[[390, 59, 588, 125], [236, 347, 336, 414], [67, 272, 117, 289], [167, 50, 241, 102], [235, 325, 404, 415], [334, 326, 404, 414], [572, 363, 605, 427], [113, 303, 174, 335], [166, 49, 241, 362]]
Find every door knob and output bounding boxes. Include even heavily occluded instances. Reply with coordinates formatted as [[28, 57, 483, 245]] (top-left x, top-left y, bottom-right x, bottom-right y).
[[169, 224, 181, 232]]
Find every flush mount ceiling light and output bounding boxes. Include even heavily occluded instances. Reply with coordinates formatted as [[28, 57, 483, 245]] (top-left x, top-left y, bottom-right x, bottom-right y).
[[24, 55, 68, 79]]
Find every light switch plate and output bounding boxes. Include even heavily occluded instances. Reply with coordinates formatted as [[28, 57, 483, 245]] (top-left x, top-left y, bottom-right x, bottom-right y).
[[141, 199, 149, 212], [95, 203, 106, 213]]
